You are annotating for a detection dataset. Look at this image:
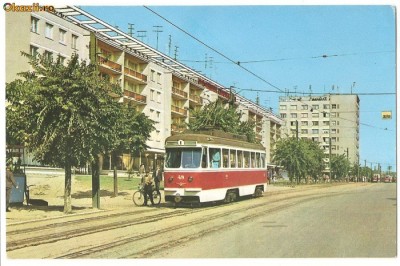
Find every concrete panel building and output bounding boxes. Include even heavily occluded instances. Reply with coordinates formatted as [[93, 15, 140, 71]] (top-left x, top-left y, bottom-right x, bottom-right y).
[[279, 94, 360, 174], [5, 6, 284, 173]]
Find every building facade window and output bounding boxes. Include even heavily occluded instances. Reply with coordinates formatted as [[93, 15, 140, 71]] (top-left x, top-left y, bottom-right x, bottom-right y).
[[301, 121, 308, 126], [44, 50, 53, 61], [71, 34, 78, 49], [290, 105, 297, 110], [59, 56, 66, 64], [291, 113, 297, 118], [301, 129, 308, 134], [150, 70, 155, 82], [301, 105, 308, 110], [280, 113, 287, 118], [312, 129, 319, 134], [301, 113, 308, 118], [30, 45, 39, 57], [31, 16, 39, 33], [323, 104, 330, 109], [312, 104, 319, 110], [59, 29, 66, 44], [312, 121, 319, 126], [280, 105, 287, 110], [157, 91, 161, 103], [157, 72, 161, 84], [150, 89, 155, 101], [45, 23, 53, 39], [312, 113, 319, 118]]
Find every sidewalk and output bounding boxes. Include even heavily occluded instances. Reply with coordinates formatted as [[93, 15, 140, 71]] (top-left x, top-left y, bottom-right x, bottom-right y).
[[5, 173, 293, 223]]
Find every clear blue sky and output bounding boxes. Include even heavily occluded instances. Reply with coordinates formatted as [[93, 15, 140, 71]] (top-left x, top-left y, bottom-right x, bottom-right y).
[[81, 4, 397, 172]]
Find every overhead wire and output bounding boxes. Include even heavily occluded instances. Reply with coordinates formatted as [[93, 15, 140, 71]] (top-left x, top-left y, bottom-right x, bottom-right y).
[[143, 6, 395, 132]]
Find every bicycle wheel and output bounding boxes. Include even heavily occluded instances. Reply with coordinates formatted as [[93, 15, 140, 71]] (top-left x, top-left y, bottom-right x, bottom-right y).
[[132, 191, 145, 206], [152, 190, 161, 205]]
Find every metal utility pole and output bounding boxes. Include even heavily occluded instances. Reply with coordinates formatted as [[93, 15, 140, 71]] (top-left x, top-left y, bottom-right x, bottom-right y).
[[168, 35, 172, 56], [174, 45, 179, 60], [153, 25, 163, 50], [128, 23, 134, 36], [137, 30, 147, 42]]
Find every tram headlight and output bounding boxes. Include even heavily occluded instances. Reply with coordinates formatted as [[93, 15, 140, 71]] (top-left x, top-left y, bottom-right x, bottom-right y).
[[188, 176, 193, 182], [168, 176, 174, 182]]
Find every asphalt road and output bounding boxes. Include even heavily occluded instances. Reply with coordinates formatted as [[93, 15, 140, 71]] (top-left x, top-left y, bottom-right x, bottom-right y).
[[154, 183, 397, 258]]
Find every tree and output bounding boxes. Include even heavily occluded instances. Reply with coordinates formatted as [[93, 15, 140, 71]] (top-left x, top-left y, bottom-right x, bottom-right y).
[[187, 99, 256, 143], [272, 137, 325, 184], [110, 103, 155, 196], [273, 137, 306, 183], [303, 139, 325, 182], [330, 154, 350, 180], [6, 52, 121, 213]]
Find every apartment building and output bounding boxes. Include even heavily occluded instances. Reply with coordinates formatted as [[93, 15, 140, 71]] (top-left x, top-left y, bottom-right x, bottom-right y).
[[5, 10, 90, 166], [5, 11, 90, 83], [5, 6, 284, 173], [279, 94, 360, 172]]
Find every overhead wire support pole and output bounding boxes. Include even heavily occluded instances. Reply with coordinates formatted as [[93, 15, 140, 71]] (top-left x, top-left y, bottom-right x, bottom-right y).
[[153, 25, 163, 50]]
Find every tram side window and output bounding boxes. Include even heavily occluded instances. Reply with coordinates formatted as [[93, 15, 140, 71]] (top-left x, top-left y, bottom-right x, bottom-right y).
[[202, 147, 208, 168], [256, 153, 261, 168], [251, 152, 256, 168], [244, 151, 250, 168], [222, 149, 229, 168], [230, 149, 236, 168], [237, 150, 243, 168], [209, 148, 221, 168], [260, 154, 265, 168]]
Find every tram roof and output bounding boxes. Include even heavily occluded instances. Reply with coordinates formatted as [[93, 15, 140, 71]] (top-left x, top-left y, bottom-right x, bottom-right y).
[[166, 130, 265, 151]]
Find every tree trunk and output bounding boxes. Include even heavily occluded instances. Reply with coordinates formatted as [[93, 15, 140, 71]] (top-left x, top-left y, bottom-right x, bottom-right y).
[[64, 162, 72, 214], [113, 151, 118, 197], [92, 156, 101, 209]]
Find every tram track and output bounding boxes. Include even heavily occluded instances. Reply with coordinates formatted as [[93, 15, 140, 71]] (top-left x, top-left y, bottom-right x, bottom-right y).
[[55, 190, 342, 258], [7, 184, 352, 257]]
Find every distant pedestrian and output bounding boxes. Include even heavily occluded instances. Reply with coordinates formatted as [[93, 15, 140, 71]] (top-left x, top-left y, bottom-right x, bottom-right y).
[[152, 165, 162, 194], [6, 162, 18, 212], [143, 175, 154, 206]]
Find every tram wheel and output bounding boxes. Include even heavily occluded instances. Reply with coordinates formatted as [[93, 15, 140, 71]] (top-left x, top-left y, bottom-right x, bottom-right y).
[[254, 187, 263, 198], [224, 190, 237, 203]]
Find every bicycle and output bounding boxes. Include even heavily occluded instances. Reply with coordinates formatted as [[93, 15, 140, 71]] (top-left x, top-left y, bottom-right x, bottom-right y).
[[132, 184, 161, 206]]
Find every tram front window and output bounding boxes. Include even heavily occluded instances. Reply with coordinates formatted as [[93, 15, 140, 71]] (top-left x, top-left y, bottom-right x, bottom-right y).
[[166, 148, 202, 168]]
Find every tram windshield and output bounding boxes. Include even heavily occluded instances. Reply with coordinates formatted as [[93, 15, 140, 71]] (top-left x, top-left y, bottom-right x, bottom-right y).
[[165, 148, 202, 168]]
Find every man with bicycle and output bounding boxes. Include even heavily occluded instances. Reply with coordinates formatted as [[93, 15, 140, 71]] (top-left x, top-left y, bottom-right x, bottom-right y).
[[143, 174, 155, 206], [152, 165, 162, 195]]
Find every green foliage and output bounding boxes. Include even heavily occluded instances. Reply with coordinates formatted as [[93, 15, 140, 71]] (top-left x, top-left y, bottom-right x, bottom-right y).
[[6, 52, 122, 168], [272, 137, 325, 183], [6, 52, 155, 212], [113, 103, 155, 155], [331, 154, 351, 180], [187, 100, 256, 143]]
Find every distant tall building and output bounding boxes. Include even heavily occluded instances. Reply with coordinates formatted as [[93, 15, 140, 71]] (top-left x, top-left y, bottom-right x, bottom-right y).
[[279, 94, 360, 174]]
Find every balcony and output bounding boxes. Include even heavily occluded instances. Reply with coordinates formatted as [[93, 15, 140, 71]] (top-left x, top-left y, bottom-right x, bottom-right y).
[[98, 56, 122, 74], [171, 105, 188, 117], [172, 87, 188, 100], [171, 123, 187, 134], [189, 94, 202, 106], [123, 89, 146, 105], [124, 67, 147, 84]]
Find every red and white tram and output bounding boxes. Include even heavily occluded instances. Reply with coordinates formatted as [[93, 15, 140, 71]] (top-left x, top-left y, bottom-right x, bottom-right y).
[[164, 130, 268, 204]]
